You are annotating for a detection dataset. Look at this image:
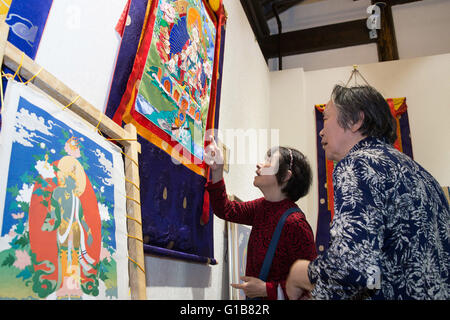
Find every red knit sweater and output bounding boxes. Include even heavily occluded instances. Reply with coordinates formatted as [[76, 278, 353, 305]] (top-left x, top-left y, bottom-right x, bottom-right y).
[[206, 179, 317, 300]]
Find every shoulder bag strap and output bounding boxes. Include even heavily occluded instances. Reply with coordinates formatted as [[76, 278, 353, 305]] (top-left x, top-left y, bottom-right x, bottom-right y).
[[258, 207, 300, 282]]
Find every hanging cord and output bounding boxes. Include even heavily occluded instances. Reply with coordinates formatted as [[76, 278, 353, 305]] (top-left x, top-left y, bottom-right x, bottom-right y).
[[122, 150, 139, 168], [0, 65, 55, 113], [4, 61, 141, 177], [81, 95, 144, 276], [23, 66, 43, 85], [1, 70, 12, 79], [128, 234, 144, 243], [95, 121, 145, 275], [95, 112, 138, 143], [94, 112, 139, 168], [64, 97, 145, 276], [90, 102, 145, 276], [126, 195, 141, 206], [6, 49, 42, 85], [127, 209, 145, 276], [61, 95, 80, 110], [94, 111, 106, 136], [345, 65, 371, 87], [128, 256, 146, 274], [12, 51, 24, 82], [4, 70, 139, 166], [126, 215, 142, 225]]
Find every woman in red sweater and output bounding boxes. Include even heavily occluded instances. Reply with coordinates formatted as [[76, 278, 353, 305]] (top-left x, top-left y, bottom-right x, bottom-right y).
[[205, 137, 317, 300]]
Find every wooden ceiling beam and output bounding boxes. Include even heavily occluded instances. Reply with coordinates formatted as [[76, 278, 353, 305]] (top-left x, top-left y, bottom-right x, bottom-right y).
[[263, 0, 305, 20], [260, 19, 376, 59], [374, 1, 399, 61], [389, 0, 422, 5], [252, 0, 271, 37]]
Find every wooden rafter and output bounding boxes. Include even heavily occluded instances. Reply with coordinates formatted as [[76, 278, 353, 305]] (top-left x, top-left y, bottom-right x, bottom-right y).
[[374, 1, 399, 61], [263, 0, 304, 20], [260, 19, 376, 60], [241, 0, 423, 63], [240, 0, 270, 41]]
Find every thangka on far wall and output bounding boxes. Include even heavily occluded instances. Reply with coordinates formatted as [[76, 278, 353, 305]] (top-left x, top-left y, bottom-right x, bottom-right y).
[[314, 98, 414, 254], [0, 81, 129, 300]]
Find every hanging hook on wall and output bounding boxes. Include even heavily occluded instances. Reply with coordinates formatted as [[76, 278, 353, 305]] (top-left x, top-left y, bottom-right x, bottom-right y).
[[345, 65, 371, 87]]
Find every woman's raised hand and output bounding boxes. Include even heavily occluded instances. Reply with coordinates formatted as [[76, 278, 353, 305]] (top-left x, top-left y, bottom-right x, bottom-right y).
[[204, 135, 224, 183]]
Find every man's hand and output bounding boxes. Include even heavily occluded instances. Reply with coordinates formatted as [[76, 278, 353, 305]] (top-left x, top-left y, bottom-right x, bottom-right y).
[[231, 276, 267, 298], [286, 260, 314, 300]]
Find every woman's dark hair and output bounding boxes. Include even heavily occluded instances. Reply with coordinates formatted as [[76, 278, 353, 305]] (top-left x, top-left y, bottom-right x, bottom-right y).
[[331, 85, 397, 144], [267, 147, 312, 202]]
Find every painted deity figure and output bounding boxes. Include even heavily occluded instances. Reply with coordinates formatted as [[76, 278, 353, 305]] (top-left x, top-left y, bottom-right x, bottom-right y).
[[29, 137, 101, 299]]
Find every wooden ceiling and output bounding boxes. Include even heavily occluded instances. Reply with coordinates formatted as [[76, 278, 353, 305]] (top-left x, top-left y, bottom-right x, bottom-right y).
[[240, 0, 423, 69]]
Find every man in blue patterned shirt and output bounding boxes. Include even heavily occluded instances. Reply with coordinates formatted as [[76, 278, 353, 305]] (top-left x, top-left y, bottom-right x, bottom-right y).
[[286, 85, 450, 299]]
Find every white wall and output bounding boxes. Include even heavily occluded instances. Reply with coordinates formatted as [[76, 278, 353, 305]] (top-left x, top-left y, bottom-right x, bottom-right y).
[[218, 0, 271, 202], [269, 69, 313, 219], [268, 43, 379, 74], [35, 0, 127, 112]]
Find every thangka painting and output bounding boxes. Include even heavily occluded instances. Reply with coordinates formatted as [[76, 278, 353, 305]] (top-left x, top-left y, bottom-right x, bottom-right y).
[[314, 98, 413, 254], [0, 81, 128, 300], [106, 0, 226, 264], [114, 0, 223, 174], [4, 0, 53, 59]]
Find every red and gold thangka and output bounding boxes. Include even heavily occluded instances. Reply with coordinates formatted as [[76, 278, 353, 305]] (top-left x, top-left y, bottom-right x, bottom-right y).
[[112, 0, 227, 226], [114, 0, 226, 179]]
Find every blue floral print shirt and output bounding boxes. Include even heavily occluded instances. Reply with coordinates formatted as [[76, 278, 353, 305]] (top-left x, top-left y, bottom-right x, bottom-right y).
[[308, 137, 450, 299]]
